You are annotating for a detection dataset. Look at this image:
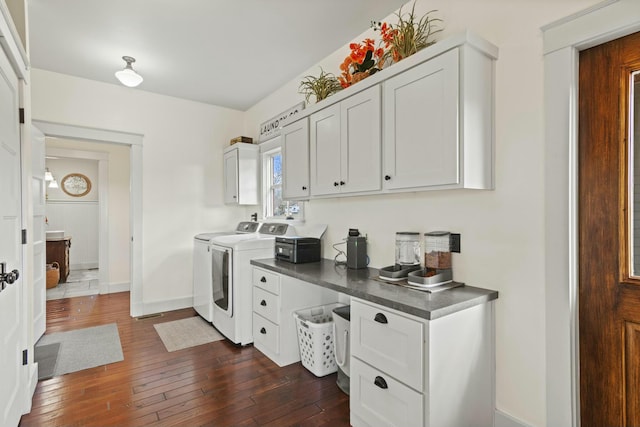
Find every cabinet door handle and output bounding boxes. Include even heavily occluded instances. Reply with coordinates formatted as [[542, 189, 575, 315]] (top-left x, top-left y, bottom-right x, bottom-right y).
[[334, 181, 339, 187], [260, 300, 267, 306], [374, 313, 388, 324], [260, 327, 267, 334], [374, 376, 388, 389], [339, 181, 345, 186], [384, 175, 391, 181], [302, 186, 307, 190], [260, 276, 267, 283]]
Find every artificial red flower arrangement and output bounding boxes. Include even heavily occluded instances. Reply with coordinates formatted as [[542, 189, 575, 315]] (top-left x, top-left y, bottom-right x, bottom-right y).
[[338, 38, 385, 89]]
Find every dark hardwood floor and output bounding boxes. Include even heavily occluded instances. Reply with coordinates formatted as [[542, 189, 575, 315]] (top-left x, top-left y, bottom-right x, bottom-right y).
[[20, 292, 350, 426]]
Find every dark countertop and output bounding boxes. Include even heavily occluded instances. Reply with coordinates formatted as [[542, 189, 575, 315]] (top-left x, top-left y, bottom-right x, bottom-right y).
[[250, 258, 498, 320]]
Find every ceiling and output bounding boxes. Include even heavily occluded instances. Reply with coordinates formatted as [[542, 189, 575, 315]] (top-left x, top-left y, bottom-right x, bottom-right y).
[[27, 0, 408, 111]]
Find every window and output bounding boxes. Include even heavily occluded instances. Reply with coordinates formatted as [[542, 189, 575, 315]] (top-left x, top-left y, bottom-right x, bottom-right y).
[[262, 144, 303, 219]]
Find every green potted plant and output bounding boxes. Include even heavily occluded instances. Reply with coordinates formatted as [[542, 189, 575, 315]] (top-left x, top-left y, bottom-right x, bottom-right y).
[[299, 68, 343, 104]]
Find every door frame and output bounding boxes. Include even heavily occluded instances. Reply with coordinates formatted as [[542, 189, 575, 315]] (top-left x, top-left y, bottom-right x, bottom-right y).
[[32, 120, 145, 317], [543, 1, 640, 426]]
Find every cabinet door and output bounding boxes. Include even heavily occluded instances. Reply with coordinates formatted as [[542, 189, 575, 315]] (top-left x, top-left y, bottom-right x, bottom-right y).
[[223, 149, 238, 204], [282, 118, 310, 200], [310, 103, 341, 196], [341, 85, 381, 194], [383, 48, 459, 190]]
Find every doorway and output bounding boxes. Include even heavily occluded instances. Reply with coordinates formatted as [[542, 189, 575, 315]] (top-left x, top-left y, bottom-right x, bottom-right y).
[[32, 120, 144, 317]]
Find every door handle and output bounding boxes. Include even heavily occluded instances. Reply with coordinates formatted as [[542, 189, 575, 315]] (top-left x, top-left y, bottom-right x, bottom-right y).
[[260, 327, 267, 334], [260, 300, 267, 306], [384, 175, 391, 181], [260, 276, 267, 283], [0, 262, 20, 291]]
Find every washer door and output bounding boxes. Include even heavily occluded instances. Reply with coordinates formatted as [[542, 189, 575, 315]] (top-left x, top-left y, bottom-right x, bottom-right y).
[[211, 244, 232, 317]]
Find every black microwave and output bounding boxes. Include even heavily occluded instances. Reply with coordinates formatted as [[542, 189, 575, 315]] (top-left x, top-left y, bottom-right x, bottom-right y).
[[275, 237, 321, 264]]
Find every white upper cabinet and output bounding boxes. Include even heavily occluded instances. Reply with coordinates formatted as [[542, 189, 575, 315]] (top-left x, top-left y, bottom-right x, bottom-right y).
[[310, 85, 381, 197], [383, 45, 495, 191], [281, 118, 310, 200], [223, 143, 259, 205], [286, 31, 497, 199]]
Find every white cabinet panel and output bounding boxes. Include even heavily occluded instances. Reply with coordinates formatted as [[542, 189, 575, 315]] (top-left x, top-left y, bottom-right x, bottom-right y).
[[223, 143, 259, 205], [310, 85, 381, 197], [383, 49, 459, 189], [350, 358, 424, 427], [282, 118, 310, 200]]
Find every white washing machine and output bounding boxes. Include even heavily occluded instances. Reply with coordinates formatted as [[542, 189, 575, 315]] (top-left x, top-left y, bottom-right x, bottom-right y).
[[192, 221, 261, 322], [209, 222, 298, 345]]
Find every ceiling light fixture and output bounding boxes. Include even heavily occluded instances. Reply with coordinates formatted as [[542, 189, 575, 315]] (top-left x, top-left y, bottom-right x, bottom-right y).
[[115, 56, 143, 88]]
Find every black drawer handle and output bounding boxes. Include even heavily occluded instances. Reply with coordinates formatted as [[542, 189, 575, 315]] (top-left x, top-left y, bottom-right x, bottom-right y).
[[334, 181, 339, 187], [374, 376, 388, 389], [260, 300, 267, 306], [374, 313, 388, 324], [260, 276, 267, 283], [384, 175, 391, 181], [302, 186, 307, 190], [340, 180, 345, 186], [260, 327, 266, 334]]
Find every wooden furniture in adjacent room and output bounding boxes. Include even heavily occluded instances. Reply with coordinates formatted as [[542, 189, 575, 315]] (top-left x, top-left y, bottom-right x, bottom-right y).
[[46, 237, 71, 283]]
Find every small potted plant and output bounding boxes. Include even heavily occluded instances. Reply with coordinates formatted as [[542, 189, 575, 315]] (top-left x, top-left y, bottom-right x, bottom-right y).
[[299, 68, 343, 104], [373, 2, 442, 64], [338, 38, 385, 88]]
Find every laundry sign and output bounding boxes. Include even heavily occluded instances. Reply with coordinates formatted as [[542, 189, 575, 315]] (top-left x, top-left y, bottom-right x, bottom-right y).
[[259, 102, 305, 141]]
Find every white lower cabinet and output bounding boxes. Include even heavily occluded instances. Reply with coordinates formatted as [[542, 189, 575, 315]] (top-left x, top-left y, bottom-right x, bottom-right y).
[[350, 298, 495, 427], [251, 267, 338, 367]]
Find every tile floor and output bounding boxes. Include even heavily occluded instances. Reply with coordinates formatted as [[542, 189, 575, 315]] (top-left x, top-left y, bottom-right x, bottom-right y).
[[46, 269, 99, 301]]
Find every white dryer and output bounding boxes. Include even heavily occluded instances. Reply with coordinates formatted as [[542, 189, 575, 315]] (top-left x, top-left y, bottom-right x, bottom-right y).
[[193, 221, 260, 322]]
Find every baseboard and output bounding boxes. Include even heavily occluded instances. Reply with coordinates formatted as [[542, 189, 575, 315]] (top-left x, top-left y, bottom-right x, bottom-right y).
[[70, 262, 98, 270], [495, 410, 531, 427], [99, 281, 130, 295], [141, 296, 193, 317]]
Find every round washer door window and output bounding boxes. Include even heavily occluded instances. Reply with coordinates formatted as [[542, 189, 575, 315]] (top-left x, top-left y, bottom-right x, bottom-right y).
[[61, 173, 92, 197]]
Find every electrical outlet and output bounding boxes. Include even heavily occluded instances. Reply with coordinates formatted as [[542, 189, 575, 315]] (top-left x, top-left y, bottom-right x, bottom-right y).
[[450, 233, 461, 253]]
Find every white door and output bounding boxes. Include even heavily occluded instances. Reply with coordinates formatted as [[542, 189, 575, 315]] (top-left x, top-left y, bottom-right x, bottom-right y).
[[223, 149, 238, 204], [341, 85, 381, 194], [0, 42, 26, 427], [32, 126, 46, 341], [383, 48, 459, 190], [282, 118, 310, 200], [310, 103, 341, 196]]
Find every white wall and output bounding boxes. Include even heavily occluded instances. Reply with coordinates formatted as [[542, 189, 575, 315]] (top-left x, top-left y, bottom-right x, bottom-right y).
[[30, 69, 247, 310], [45, 156, 99, 270], [243, 1, 602, 426]]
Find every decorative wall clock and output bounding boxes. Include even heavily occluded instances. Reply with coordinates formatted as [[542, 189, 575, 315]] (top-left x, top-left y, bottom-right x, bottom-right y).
[[61, 173, 92, 197]]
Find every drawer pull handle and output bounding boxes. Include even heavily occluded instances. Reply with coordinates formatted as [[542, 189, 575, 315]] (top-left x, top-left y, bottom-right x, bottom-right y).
[[260, 276, 267, 283], [374, 376, 388, 389], [260, 300, 267, 306], [374, 313, 388, 324], [260, 327, 266, 334]]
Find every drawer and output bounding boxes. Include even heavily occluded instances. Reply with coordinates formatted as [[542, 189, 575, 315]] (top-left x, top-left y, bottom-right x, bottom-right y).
[[253, 286, 280, 323], [253, 313, 280, 356], [351, 299, 424, 391], [350, 357, 423, 427], [252, 267, 280, 295]]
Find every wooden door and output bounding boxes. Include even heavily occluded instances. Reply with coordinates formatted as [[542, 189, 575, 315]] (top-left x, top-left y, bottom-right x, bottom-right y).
[[340, 85, 381, 194], [0, 39, 25, 427], [579, 31, 640, 426]]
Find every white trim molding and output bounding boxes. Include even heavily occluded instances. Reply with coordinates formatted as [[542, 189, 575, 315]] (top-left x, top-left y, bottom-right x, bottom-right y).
[[32, 120, 144, 318], [543, 1, 640, 426]]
